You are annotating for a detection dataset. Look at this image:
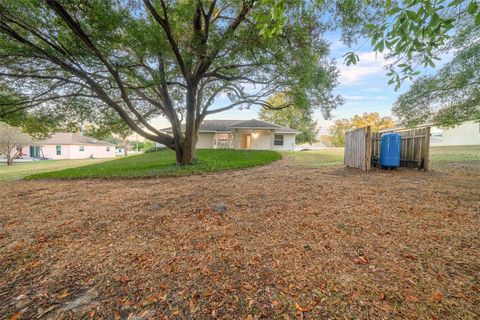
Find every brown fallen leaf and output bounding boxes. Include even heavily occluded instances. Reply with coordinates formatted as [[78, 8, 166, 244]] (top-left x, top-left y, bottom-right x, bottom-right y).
[[406, 295, 419, 302], [378, 292, 386, 301], [159, 283, 168, 290], [189, 299, 196, 313], [431, 290, 442, 302], [27, 260, 42, 270], [58, 289, 71, 299], [295, 303, 309, 312], [351, 291, 360, 300], [10, 311, 22, 320], [353, 256, 368, 265]]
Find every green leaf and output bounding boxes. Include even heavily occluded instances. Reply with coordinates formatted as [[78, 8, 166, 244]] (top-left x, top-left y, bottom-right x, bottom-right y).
[[388, 7, 401, 15], [429, 13, 441, 29], [405, 10, 418, 21], [476, 12, 480, 25], [375, 40, 385, 53], [468, 1, 479, 14], [448, 0, 464, 7]]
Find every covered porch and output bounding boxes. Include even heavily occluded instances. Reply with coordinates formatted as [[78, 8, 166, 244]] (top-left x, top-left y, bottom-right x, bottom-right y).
[[212, 129, 275, 150], [232, 129, 274, 150]]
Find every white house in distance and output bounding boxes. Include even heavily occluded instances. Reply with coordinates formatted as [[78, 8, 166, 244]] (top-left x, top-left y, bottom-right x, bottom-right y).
[[430, 120, 480, 146], [20, 132, 115, 160], [160, 119, 299, 151]]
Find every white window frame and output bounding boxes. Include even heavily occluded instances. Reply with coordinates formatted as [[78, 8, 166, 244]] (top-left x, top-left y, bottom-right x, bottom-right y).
[[274, 134, 284, 146]]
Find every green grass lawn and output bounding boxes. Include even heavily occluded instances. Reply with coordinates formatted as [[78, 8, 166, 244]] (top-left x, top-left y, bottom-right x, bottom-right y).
[[429, 145, 480, 162], [25, 149, 281, 180], [0, 158, 113, 182], [284, 148, 344, 168], [286, 145, 480, 169]]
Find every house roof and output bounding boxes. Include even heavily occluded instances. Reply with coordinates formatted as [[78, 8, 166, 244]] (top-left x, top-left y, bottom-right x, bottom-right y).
[[39, 132, 115, 146], [162, 119, 299, 133]]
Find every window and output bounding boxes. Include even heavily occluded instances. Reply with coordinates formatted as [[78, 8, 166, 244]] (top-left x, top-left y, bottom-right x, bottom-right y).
[[106, 147, 110, 152], [274, 134, 284, 146], [56, 145, 61, 155], [79, 146, 85, 152], [30, 146, 40, 158]]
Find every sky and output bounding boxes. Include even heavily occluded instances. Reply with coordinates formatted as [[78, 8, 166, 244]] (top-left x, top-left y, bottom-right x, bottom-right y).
[[149, 30, 449, 137]]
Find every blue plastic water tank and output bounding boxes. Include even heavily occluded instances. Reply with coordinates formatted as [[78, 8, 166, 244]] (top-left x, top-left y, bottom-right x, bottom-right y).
[[380, 133, 401, 168]]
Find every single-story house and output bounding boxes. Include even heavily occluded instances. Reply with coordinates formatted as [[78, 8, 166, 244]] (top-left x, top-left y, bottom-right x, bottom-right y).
[[160, 119, 299, 151], [379, 120, 480, 147], [20, 132, 116, 160], [430, 120, 480, 147]]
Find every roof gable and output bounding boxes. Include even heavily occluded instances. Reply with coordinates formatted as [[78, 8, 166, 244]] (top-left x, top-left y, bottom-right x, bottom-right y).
[[161, 119, 298, 133], [229, 119, 280, 129], [39, 132, 114, 146]]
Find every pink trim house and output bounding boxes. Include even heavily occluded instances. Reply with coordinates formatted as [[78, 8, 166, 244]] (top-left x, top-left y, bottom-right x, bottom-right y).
[[22, 133, 115, 160]]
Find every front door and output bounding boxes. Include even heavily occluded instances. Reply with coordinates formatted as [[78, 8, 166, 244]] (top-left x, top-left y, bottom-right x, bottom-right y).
[[240, 134, 251, 149]]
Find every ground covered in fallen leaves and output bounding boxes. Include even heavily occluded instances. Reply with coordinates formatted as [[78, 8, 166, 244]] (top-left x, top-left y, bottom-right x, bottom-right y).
[[1, 157, 479, 319]]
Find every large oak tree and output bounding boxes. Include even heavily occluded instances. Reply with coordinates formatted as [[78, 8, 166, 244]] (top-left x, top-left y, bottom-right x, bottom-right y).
[[2, 1, 477, 164], [0, 0, 343, 164]]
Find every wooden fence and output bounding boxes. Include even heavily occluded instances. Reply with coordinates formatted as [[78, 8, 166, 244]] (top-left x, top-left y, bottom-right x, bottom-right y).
[[372, 127, 431, 171], [344, 126, 371, 171], [344, 126, 431, 171]]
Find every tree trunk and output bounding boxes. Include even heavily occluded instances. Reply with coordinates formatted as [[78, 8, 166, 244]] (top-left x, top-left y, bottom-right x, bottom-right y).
[[178, 84, 198, 165], [5, 145, 16, 165], [123, 140, 128, 156]]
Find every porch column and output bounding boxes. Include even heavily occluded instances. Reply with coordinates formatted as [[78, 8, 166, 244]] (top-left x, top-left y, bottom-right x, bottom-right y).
[[270, 130, 274, 149]]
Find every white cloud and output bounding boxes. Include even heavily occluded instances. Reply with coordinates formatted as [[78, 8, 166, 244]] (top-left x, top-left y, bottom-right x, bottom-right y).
[[342, 94, 389, 101], [337, 51, 389, 85], [342, 95, 366, 101], [329, 40, 348, 52]]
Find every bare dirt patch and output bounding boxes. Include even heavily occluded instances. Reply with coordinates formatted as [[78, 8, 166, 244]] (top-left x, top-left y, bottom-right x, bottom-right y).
[[1, 158, 479, 319]]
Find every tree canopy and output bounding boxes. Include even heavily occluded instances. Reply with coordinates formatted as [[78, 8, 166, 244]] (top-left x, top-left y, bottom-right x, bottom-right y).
[[265, 0, 480, 89], [328, 112, 395, 147], [258, 93, 319, 144], [0, 0, 477, 164], [0, 0, 344, 164], [393, 19, 479, 127]]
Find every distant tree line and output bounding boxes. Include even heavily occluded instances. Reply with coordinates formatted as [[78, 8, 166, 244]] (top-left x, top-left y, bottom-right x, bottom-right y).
[[327, 112, 395, 147]]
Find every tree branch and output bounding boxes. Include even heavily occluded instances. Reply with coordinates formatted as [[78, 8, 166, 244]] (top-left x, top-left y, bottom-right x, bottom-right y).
[[143, 0, 189, 79]]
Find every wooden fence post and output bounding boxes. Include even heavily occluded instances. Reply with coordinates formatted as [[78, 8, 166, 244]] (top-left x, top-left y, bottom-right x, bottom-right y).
[[365, 126, 371, 171], [423, 127, 431, 171]]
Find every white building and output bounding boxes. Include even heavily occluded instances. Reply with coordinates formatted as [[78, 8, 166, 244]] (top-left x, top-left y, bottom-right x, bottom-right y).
[[20, 132, 116, 159], [159, 119, 299, 151], [430, 121, 480, 147]]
